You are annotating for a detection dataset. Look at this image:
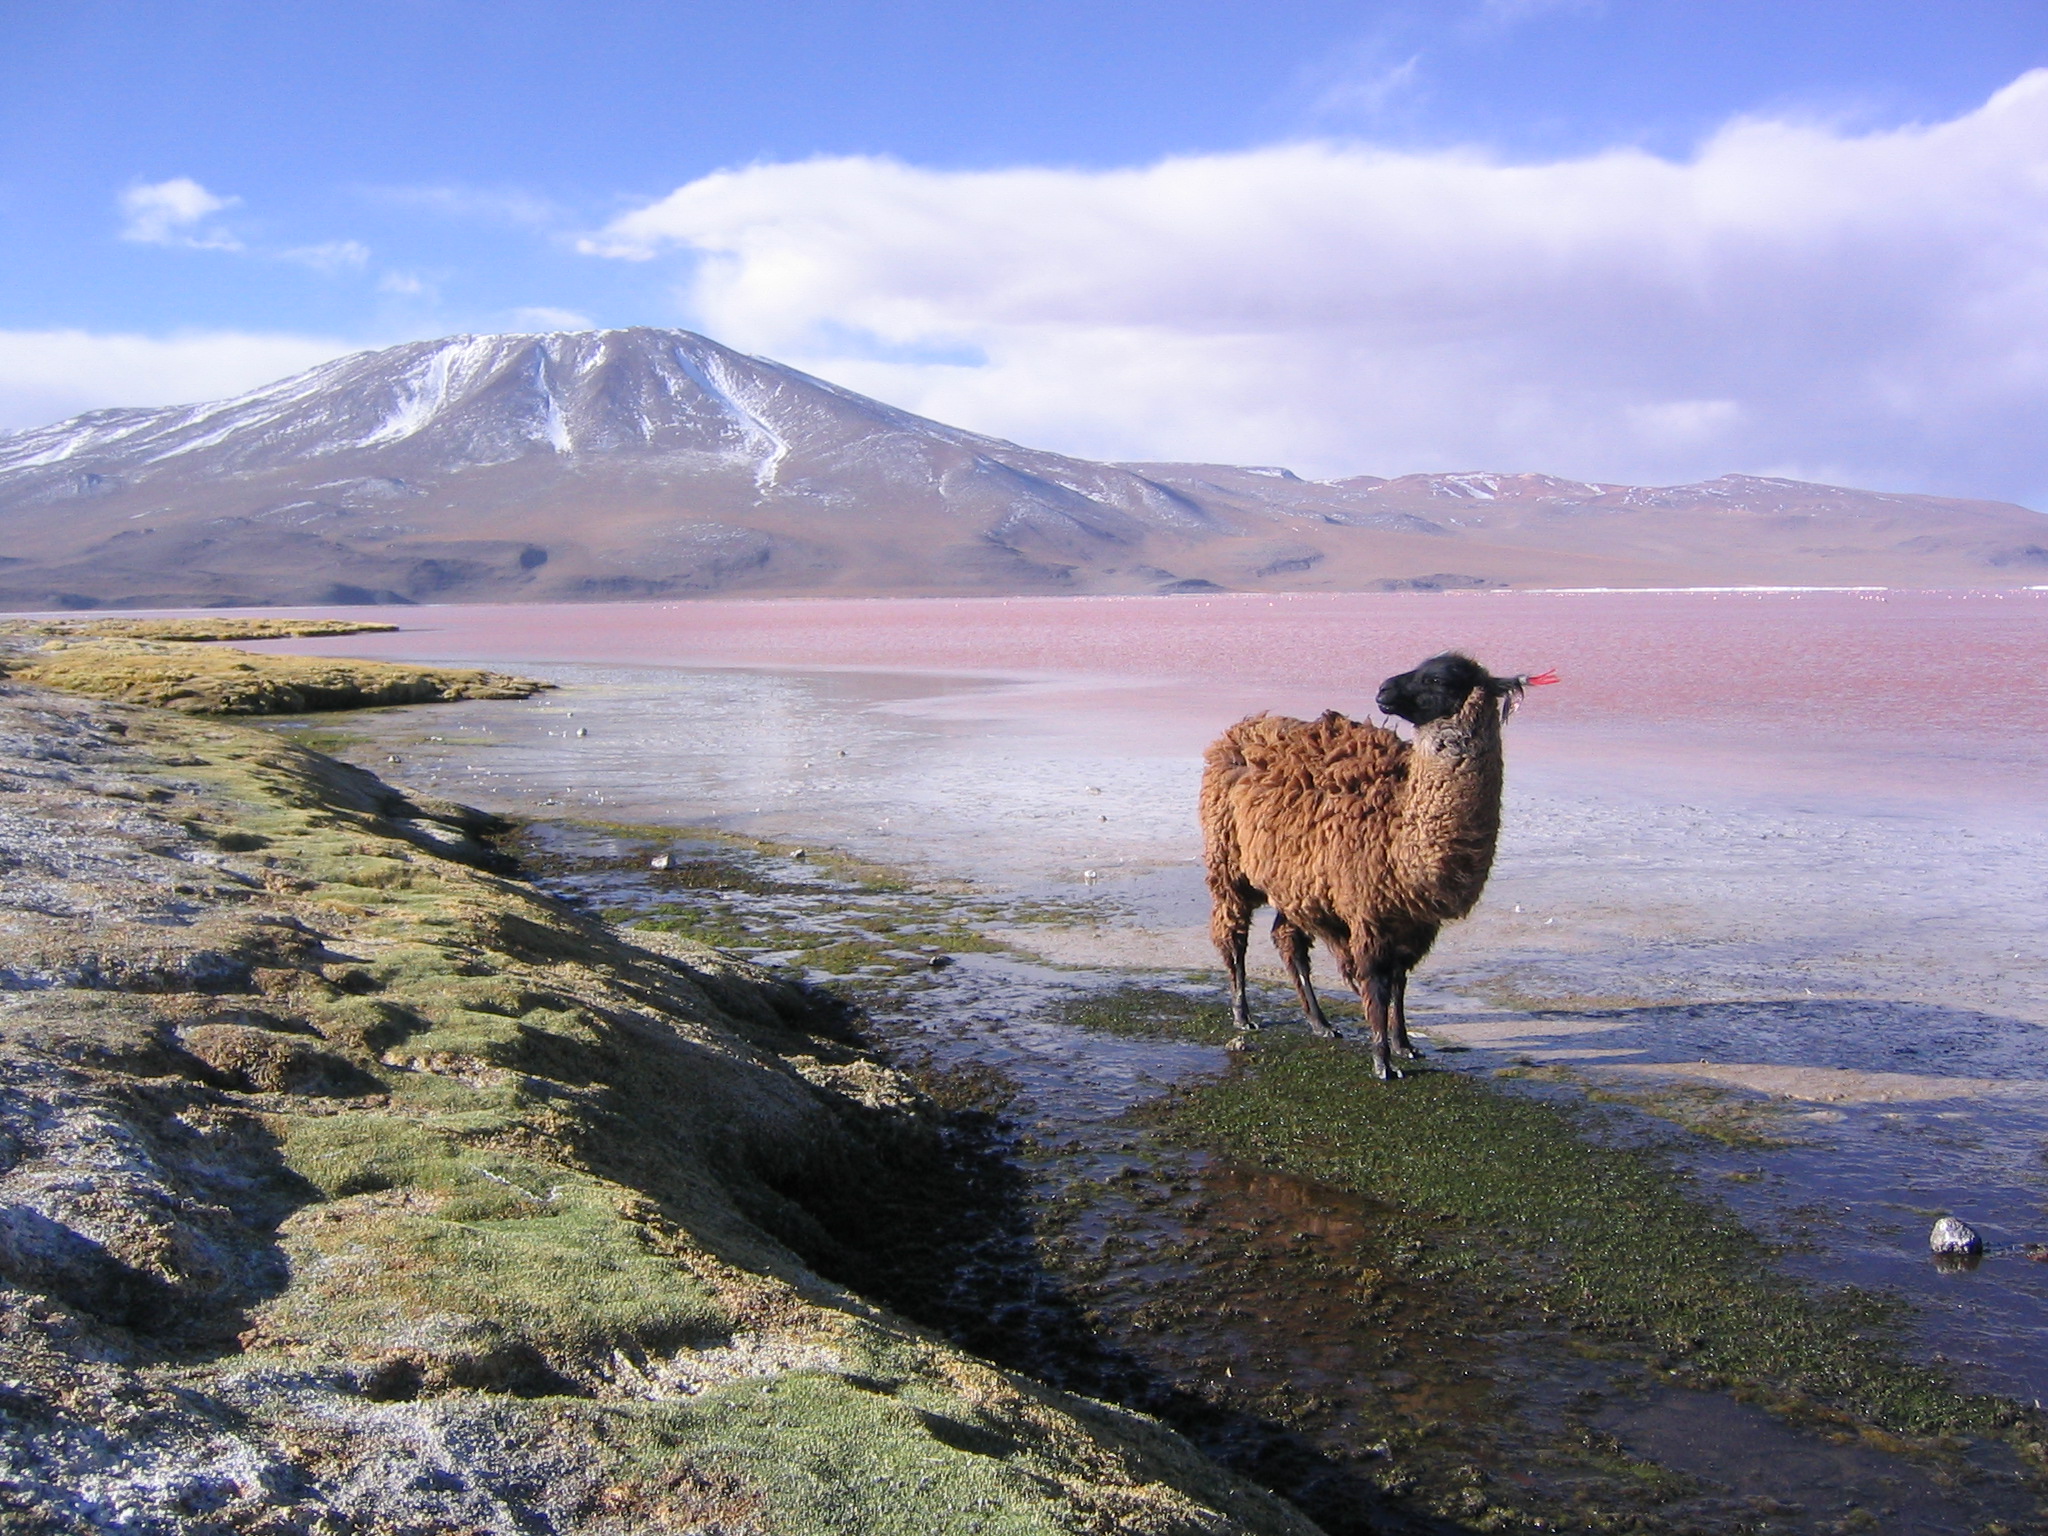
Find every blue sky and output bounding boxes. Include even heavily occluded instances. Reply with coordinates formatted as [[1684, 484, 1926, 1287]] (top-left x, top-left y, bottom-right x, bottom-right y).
[[4, 2, 2048, 501]]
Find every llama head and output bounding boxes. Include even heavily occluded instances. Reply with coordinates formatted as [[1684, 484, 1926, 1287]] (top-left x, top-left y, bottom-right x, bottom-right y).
[[1376, 652, 1525, 726]]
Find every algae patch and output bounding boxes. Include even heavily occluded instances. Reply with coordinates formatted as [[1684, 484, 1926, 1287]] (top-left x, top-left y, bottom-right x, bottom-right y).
[[1053, 983, 1243, 1045], [1158, 1038, 2020, 1442]]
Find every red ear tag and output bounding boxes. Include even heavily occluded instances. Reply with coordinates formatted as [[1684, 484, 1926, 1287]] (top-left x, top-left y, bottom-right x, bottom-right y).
[[1523, 670, 1560, 686]]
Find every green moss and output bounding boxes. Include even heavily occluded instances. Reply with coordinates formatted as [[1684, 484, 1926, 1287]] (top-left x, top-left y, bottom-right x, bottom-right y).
[[631, 908, 755, 948], [279, 1111, 479, 1199], [1158, 1038, 2007, 1439], [1054, 985, 1244, 1045], [799, 939, 899, 975], [261, 725, 375, 755], [264, 1183, 729, 1368], [914, 926, 1014, 955], [630, 1372, 1069, 1535]]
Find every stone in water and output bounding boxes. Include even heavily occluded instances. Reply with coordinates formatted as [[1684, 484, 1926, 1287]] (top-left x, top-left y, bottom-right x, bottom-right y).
[[1930, 1216, 1981, 1255]]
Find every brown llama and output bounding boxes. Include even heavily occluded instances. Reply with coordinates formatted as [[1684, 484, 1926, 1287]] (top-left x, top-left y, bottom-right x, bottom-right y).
[[1200, 653, 1552, 1080]]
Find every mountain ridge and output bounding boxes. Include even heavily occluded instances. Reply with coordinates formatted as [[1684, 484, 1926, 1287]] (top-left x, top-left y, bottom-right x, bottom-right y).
[[0, 326, 2041, 609]]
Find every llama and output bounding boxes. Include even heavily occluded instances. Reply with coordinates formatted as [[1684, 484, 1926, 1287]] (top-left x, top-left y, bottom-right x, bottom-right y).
[[1199, 653, 1552, 1080]]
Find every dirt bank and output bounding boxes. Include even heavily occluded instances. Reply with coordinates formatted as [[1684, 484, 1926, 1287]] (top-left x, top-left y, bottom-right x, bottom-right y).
[[0, 682, 1310, 1535]]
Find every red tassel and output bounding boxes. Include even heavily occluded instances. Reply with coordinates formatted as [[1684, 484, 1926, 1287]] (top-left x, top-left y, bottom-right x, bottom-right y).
[[1522, 670, 1560, 686]]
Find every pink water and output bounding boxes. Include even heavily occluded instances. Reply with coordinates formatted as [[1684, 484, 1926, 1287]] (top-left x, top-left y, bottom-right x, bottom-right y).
[[248, 587, 2048, 808]]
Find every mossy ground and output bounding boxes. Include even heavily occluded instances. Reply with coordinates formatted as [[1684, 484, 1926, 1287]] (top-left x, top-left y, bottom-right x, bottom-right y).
[[1051, 984, 1250, 1045], [1015, 989, 2048, 1531], [1, 637, 549, 714], [1148, 1040, 2046, 1446], [0, 697, 1315, 1536]]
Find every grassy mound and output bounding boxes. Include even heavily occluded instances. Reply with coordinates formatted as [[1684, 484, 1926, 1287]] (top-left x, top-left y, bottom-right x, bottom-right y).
[[0, 689, 1313, 1535], [2, 635, 546, 713]]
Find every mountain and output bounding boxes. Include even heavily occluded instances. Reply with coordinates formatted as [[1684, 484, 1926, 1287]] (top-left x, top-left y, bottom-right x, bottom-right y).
[[0, 327, 2041, 609]]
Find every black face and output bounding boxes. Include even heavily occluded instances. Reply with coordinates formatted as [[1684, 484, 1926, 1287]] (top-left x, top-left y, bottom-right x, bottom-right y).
[[1376, 652, 1499, 725]]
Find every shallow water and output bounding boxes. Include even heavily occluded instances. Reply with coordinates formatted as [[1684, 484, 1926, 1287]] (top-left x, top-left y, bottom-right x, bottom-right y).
[[248, 589, 2048, 1485], [511, 821, 2041, 1533]]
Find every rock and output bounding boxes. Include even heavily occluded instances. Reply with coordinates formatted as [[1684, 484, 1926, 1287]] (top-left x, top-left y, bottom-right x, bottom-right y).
[[650, 852, 673, 870], [1930, 1216, 1982, 1255]]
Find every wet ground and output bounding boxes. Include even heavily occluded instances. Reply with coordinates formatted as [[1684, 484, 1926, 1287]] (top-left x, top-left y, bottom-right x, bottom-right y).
[[479, 817, 2046, 1535]]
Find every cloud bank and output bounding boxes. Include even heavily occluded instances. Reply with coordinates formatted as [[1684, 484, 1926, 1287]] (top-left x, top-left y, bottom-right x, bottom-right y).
[[589, 71, 2048, 504]]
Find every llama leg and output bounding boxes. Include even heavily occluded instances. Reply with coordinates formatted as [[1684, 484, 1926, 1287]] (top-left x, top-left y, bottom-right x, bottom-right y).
[[1390, 972, 1421, 1059], [1364, 964, 1402, 1081], [1273, 915, 1340, 1038], [1210, 884, 1256, 1031]]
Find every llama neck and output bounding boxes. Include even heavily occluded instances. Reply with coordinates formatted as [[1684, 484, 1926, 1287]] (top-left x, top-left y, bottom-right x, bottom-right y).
[[1392, 690, 1506, 920]]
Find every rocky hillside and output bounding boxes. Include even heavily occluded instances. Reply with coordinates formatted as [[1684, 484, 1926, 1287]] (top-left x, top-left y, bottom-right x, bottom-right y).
[[0, 327, 2042, 608], [0, 682, 1313, 1535]]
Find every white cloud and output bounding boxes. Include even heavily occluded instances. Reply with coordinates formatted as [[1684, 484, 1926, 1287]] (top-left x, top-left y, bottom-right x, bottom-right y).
[[118, 180, 375, 278], [119, 177, 242, 250], [585, 71, 2048, 504], [0, 329, 358, 431]]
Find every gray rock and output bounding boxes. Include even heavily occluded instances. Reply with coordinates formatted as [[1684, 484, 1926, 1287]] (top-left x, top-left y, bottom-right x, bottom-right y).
[[1930, 1215, 1982, 1255]]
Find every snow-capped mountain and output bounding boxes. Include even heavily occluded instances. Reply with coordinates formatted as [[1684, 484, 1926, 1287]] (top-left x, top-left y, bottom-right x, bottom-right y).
[[0, 328, 2040, 609]]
